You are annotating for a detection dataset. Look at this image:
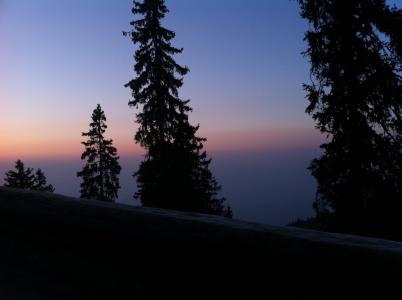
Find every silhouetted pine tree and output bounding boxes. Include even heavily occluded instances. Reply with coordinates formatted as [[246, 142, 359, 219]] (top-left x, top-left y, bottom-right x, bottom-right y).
[[299, 0, 402, 237], [224, 205, 234, 219], [125, 0, 228, 216], [374, 4, 402, 58], [32, 169, 55, 192], [77, 104, 121, 202], [4, 160, 54, 192], [4, 160, 35, 189]]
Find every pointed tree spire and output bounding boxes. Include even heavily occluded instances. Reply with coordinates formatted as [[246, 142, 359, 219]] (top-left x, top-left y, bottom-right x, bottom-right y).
[[125, 0, 230, 216], [77, 104, 122, 202]]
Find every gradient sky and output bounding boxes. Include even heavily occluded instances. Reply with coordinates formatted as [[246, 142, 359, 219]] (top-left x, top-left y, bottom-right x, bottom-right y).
[[0, 0, 321, 158], [0, 0, 356, 224]]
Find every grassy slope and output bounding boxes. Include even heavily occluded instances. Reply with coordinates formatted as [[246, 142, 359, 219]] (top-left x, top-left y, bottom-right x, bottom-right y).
[[0, 187, 401, 298]]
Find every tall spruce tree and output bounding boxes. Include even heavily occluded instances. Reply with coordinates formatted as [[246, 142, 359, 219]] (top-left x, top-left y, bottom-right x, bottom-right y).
[[77, 104, 122, 202], [299, 0, 402, 236], [125, 0, 229, 216], [4, 160, 54, 192]]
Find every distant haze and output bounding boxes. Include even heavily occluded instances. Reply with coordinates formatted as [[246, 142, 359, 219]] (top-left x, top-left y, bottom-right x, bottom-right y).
[[0, 145, 320, 225]]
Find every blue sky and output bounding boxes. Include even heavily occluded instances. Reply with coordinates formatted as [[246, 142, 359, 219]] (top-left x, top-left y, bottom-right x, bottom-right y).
[[0, 0, 313, 142]]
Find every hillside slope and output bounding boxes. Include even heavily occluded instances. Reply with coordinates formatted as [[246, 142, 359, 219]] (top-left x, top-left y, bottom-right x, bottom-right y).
[[0, 187, 400, 298]]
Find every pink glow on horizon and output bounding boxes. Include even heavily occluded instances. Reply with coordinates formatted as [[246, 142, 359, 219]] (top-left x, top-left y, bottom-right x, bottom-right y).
[[202, 128, 323, 153], [0, 127, 322, 161]]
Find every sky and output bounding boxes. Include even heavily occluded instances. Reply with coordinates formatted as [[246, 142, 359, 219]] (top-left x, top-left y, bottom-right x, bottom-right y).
[[0, 0, 329, 225]]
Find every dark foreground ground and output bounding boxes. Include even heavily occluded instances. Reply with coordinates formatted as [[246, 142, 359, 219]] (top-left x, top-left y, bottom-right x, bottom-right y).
[[0, 187, 401, 298]]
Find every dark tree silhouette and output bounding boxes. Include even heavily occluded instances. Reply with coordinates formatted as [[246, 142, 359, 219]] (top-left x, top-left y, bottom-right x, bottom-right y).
[[32, 169, 55, 192], [77, 104, 121, 202], [299, 0, 402, 237], [125, 0, 229, 216], [224, 205, 234, 219], [4, 160, 54, 192], [4, 160, 35, 189]]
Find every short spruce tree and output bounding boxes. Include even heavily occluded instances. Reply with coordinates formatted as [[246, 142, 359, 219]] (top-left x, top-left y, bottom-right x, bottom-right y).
[[32, 169, 55, 192], [4, 160, 54, 192], [4, 160, 35, 189], [77, 104, 122, 202]]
